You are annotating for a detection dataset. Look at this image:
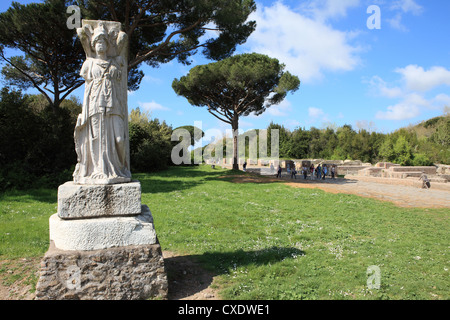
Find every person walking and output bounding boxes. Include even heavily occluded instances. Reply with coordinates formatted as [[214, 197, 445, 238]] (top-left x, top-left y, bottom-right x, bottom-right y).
[[276, 165, 282, 178], [322, 165, 327, 180], [317, 164, 322, 180], [291, 167, 297, 179]]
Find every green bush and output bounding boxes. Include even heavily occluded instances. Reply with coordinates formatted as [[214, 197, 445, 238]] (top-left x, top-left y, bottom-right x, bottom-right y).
[[0, 88, 77, 190], [129, 108, 173, 173], [412, 153, 433, 166]]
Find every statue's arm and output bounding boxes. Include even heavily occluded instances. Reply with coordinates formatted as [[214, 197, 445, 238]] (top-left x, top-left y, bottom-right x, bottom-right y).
[[116, 31, 128, 60], [80, 60, 92, 82], [77, 24, 94, 58]]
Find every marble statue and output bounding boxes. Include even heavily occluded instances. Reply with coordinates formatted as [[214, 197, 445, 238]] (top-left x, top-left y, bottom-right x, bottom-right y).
[[73, 20, 131, 185]]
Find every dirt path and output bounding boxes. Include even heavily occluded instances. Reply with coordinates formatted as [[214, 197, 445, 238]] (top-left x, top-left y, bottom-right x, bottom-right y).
[[163, 251, 220, 300], [283, 177, 450, 209], [228, 174, 450, 209], [0, 252, 220, 300]]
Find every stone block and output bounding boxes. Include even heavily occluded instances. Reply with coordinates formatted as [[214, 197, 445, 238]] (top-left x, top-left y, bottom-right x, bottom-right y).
[[35, 242, 168, 300], [57, 181, 141, 219], [50, 205, 157, 251]]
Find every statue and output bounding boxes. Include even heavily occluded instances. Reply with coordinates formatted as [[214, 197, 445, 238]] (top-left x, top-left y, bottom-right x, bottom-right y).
[[73, 20, 131, 185]]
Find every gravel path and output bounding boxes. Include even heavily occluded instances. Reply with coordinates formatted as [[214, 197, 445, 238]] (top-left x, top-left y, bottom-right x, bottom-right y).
[[282, 176, 450, 209]]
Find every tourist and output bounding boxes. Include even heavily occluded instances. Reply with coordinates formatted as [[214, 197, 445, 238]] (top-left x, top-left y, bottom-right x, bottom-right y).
[[331, 165, 336, 179], [243, 161, 247, 172], [291, 167, 297, 179], [322, 165, 327, 180], [317, 164, 322, 180], [419, 174, 431, 189], [276, 165, 282, 178]]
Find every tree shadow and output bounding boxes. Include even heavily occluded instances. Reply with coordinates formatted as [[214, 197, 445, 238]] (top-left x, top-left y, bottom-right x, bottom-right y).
[[163, 247, 305, 300], [136, 166, 243, 194], [0, 188, 57, 204]]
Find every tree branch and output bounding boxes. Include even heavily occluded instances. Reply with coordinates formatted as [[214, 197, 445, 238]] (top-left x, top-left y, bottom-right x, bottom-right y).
[[129, 19, 203, 68], [60, 80, 85, 102], [0, 52, 52, 106], [208, 106, 232, 125]]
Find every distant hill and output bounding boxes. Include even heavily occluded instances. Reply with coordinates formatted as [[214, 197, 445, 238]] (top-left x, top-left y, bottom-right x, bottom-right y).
[[405, 114, 449, 140]]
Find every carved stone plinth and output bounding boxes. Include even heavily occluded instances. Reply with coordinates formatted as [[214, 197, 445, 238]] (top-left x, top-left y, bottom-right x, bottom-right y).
[[35, 242, 168, 300], [57, 181, 142, 219], [35, 182, 168, 300], [50, 205, 157, 251]]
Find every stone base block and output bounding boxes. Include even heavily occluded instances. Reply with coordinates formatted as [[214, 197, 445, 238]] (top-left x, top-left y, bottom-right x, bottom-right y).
[[57, 181, 142, 219], [50, 205, 157, 251], [35, 242, 168, 300]]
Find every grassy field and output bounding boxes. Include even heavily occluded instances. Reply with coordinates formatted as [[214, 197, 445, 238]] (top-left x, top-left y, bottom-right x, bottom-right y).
[[1, 165, 449, 299]]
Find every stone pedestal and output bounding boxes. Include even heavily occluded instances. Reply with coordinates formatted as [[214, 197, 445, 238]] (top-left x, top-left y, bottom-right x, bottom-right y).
[[35, 181, 168, 300], [57, 181, 142, 219]]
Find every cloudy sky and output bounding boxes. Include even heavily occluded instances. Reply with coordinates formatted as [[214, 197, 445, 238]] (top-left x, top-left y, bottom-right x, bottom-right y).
[[2, 0, 450, 138]]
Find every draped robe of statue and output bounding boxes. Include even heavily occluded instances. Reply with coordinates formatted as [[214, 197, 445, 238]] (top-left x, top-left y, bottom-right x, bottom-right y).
[[73, 20, 131, 185]]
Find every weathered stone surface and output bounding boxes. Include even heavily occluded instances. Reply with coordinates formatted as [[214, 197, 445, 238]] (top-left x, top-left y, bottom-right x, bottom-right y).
[[73, 20, 132, 185], [50, 205, 156, 251], [35, 242, 168, 300], [57, 181, 141, 219]]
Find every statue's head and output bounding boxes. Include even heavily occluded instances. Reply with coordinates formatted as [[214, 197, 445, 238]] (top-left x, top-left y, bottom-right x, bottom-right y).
[[91, 22, 109, 54]]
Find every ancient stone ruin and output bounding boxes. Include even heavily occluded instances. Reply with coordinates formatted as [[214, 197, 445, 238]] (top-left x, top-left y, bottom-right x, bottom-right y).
[[35, 20, 168, 300]]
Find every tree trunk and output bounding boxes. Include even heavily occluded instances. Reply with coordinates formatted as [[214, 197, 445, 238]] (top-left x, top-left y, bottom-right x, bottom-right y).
[[232, 116, 239, 171]]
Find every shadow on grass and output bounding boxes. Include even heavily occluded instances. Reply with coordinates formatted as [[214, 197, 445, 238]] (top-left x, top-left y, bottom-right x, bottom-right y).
[[0, 188, 57, 204], [164, 247, 305, 300], [135, 166, 249, 194]]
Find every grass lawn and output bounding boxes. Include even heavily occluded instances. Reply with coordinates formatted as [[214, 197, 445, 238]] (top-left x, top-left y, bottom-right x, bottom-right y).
[[1, 165, 449, 300]]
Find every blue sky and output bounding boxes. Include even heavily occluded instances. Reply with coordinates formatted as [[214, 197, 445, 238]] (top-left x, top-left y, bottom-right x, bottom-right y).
[[2, 0, 450, 138]]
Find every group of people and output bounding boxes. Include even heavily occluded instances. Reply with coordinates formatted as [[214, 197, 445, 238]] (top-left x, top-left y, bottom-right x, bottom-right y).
[[274, 163, 337, 180]]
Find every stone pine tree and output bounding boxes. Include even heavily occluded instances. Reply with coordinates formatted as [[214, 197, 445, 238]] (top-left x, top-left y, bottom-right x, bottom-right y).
[[78, 0, 257, 87], [0, 0, 85, 114], [0, 0, 257, 110], [172, 53, 300, 170]]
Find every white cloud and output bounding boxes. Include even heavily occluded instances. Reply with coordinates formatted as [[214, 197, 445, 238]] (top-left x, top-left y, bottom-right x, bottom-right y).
[[390, 0, 423, 15], [387, 13, 409, 32], [375, 93, 429, 120], [371, 64, 450, 121], [245, 2, 361, 83], [308, 107, 325, 118], [300, 0, 360, 22], [265, 99, 292, 117], [369, 75, 403, 98], [376, 103, 420, 121], [387, 0, 423, 31], [143, 75, 163, 84], [433, 93, 450, 106], [138, 101, 170, 112], [395, 65, 450, 92]]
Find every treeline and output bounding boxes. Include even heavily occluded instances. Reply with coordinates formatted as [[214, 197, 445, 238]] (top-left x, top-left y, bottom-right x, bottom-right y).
[[1, 89, 448, 190], [265, 120, 449, 165], [206, 119, 449, 166], [0, 89, 174, 191]]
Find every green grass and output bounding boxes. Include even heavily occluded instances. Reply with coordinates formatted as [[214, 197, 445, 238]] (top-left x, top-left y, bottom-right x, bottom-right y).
[[1, 165, 449, 300], [0, 188, 56, 258]]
